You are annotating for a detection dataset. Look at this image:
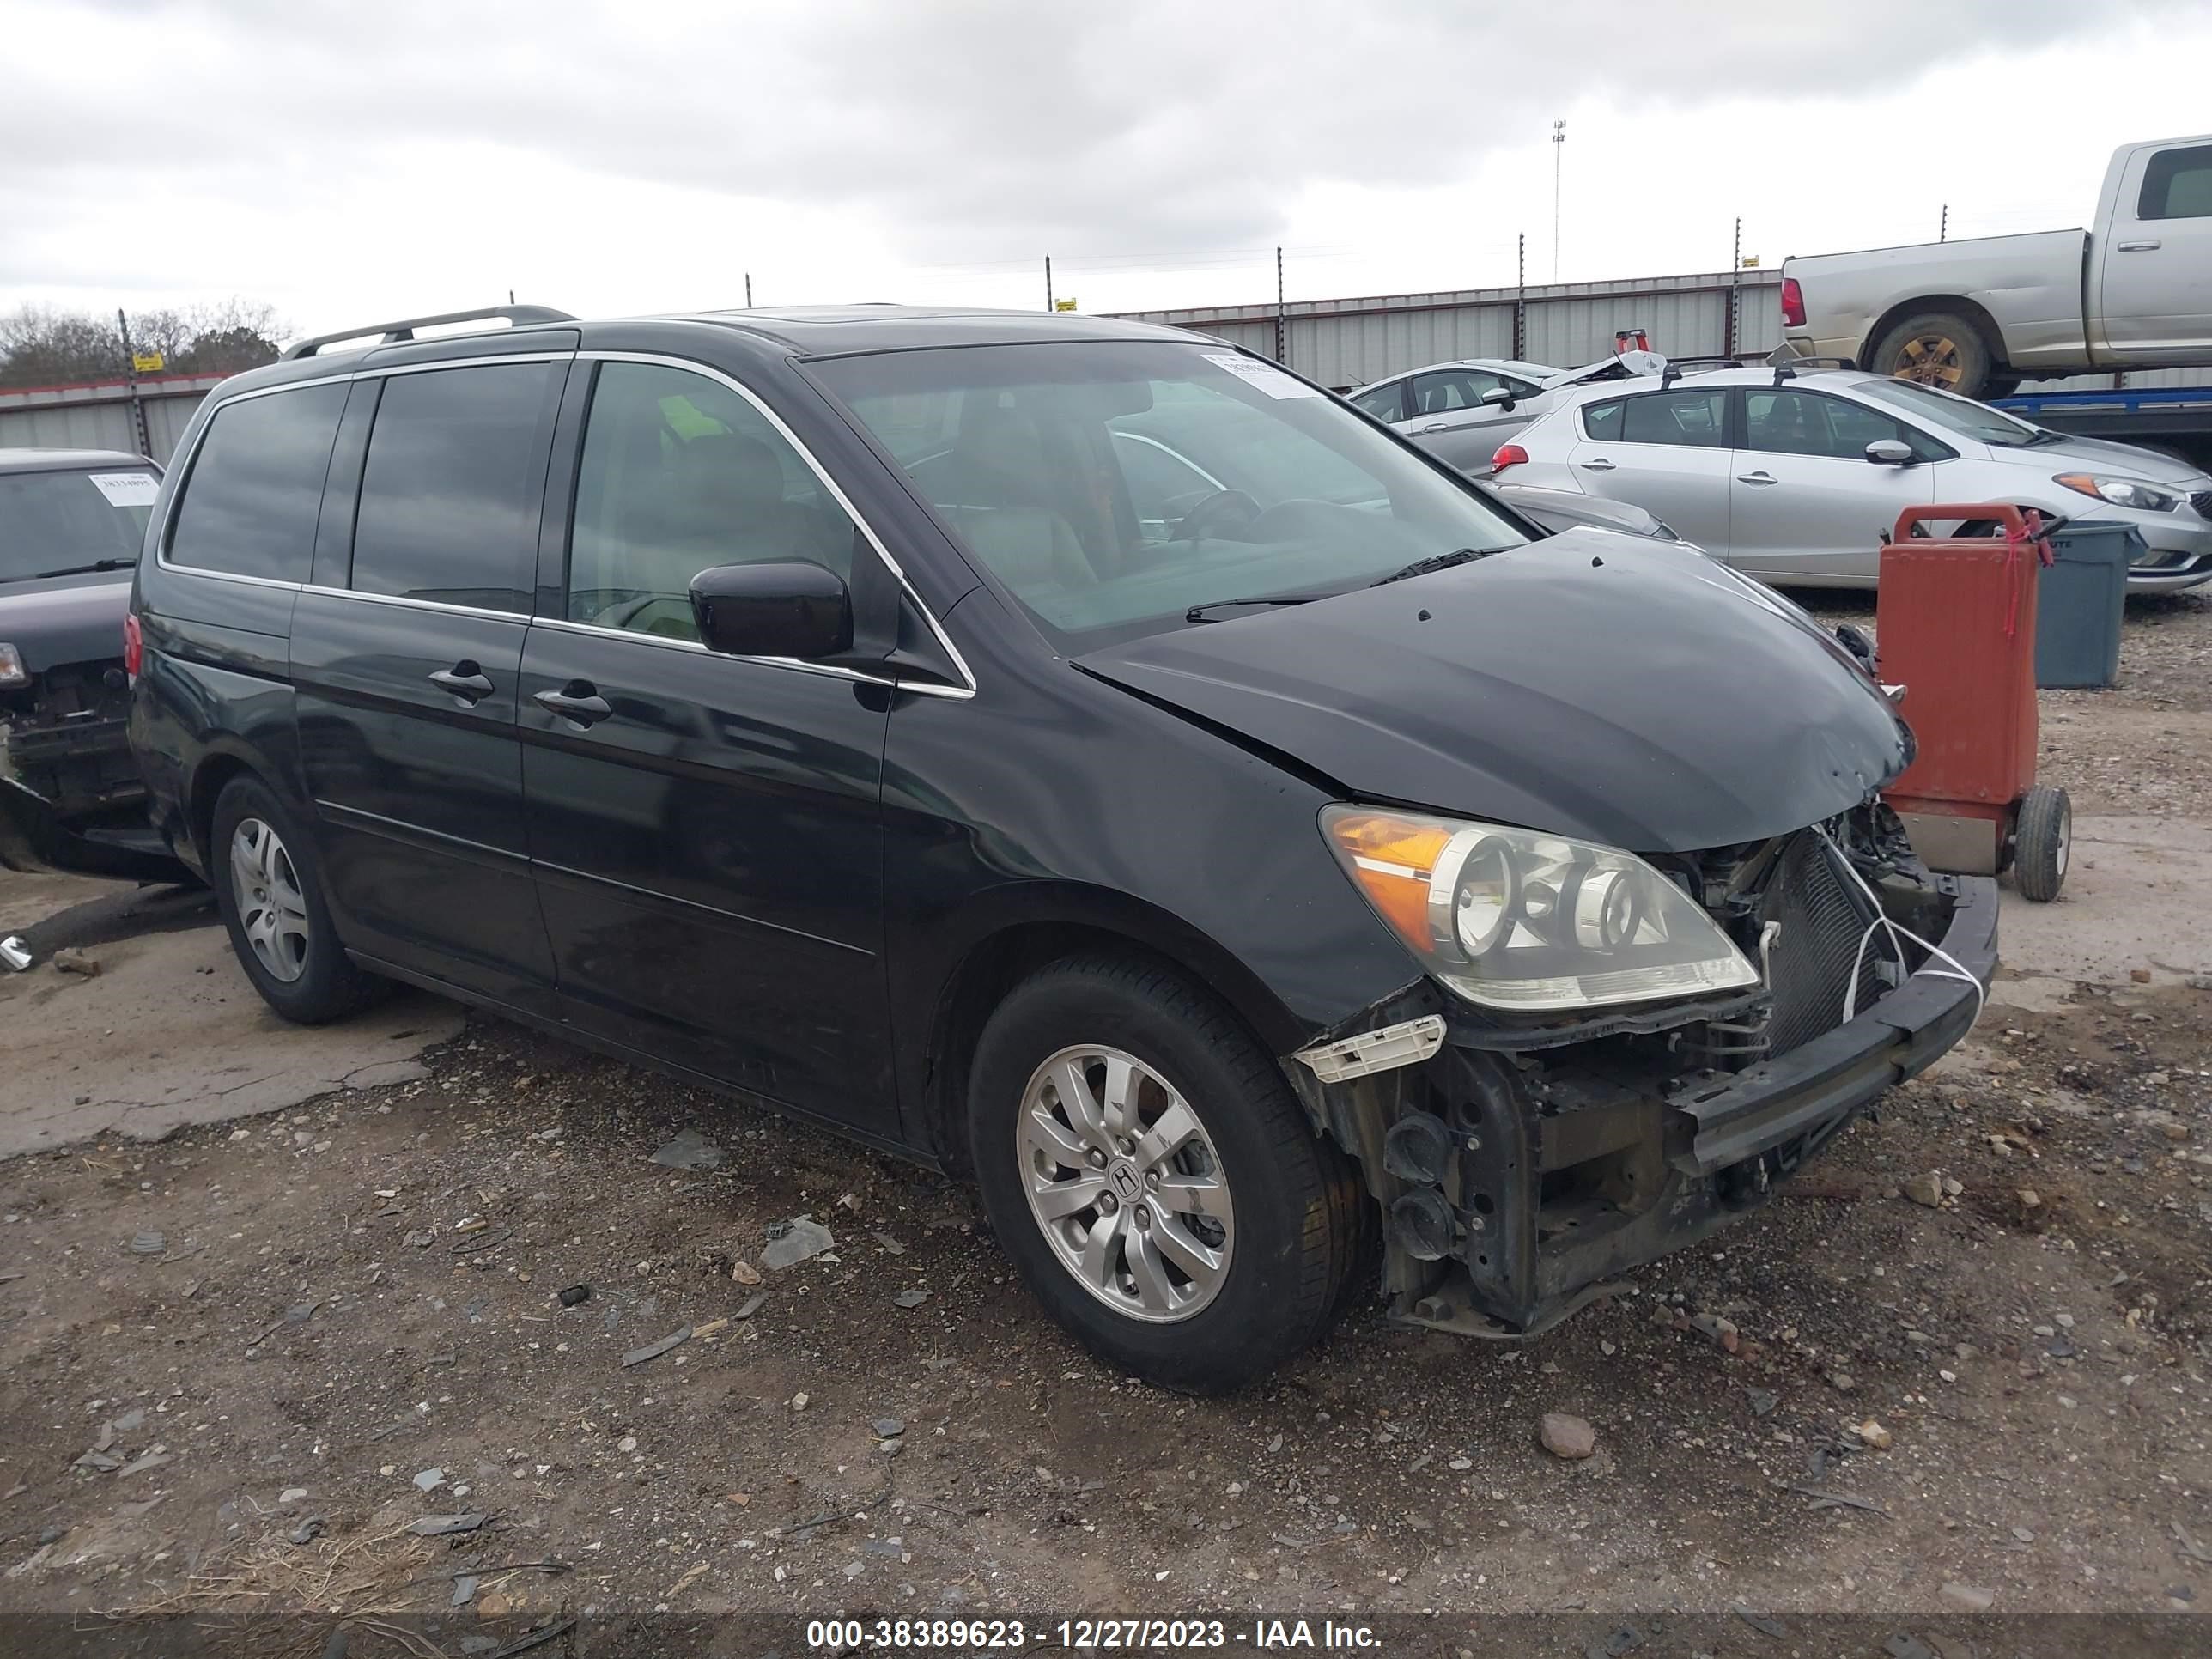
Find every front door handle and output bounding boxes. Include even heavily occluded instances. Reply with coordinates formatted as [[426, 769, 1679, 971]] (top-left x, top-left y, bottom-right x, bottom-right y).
[[1578, 458, 1616, 471], [1737, 471, 1778, 485], [533, 683, 613, 726], [2116, 240, 2161, 252], [428, 662, 495, 703]]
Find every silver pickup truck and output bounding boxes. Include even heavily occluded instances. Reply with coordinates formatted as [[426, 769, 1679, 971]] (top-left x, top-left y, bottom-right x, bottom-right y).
[[1783, 135, 2212, 399]]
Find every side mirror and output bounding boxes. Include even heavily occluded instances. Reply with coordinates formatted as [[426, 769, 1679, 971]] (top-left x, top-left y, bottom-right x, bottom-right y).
[[1865, 439, 1915, 465], [690, 561, 852, 659], [1480, 386, 1517, 411]]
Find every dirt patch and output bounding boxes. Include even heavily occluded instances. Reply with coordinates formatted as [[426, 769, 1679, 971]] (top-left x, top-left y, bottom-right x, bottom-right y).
[[1, 987, 2206, 1626]]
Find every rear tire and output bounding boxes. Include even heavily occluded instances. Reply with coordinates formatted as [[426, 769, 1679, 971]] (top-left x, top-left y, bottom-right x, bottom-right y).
[[2013, 785, 2070, 903], [210, 775, 389, 1024], [967, 955, 1364, 1393], [1871, 311, 1996, 399]]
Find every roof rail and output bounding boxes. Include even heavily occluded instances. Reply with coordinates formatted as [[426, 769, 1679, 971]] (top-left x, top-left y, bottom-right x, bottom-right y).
[[281, 304, 577, 361]]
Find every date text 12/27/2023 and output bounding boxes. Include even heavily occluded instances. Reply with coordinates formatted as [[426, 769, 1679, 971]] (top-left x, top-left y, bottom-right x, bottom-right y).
[[805, 1617, 1385, 1650]]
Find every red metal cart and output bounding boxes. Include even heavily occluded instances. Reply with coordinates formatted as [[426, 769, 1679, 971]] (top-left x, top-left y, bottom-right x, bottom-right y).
[[1876, 503, 2069, 902]]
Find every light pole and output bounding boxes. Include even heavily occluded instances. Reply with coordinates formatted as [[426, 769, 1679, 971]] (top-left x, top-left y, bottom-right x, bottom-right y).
[[1550, 119, 1565, 283]]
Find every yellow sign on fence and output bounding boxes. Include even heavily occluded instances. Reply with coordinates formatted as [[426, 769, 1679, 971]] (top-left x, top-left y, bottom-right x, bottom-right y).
[[131, 351, 164, 374], [1053, 298, 1079, 312]]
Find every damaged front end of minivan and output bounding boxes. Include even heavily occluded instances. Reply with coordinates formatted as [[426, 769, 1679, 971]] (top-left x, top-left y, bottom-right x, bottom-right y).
[[1285, 799, 1996, 1337]]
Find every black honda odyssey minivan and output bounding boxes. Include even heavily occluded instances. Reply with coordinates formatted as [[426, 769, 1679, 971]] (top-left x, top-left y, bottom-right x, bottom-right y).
[[129, 302, 1995, 1390]]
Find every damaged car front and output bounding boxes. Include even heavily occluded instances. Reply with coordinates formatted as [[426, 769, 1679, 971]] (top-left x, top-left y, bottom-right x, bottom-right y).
[[1077, 536, 1996, 1339], [0, 448, 179, 878], [809, 327, 1996, 1380]]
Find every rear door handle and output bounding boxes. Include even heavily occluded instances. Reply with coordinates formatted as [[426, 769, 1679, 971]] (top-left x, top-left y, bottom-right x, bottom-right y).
[[428, 662, 495, 703], [1578, 458, 1616, 471], [1737, 471, 1778, 485], [1419, 420, 1453, 433], [2116, 240, 2161, 252], [533, 683, 613, 726]]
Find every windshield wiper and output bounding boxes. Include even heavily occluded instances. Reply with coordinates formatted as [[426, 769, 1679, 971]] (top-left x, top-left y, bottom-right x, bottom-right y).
[[1370, 547, 1498, 586], [2020, 428, 2070, 447], [1183, 595, 1322, 623], [31, 558, 135, 579]]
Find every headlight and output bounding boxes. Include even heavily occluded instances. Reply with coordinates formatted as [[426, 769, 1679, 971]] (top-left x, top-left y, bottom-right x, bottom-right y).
[[2053, 473, 2179, 512], [1322, 806, 1759, 1012], [0, 643, 26, 689]]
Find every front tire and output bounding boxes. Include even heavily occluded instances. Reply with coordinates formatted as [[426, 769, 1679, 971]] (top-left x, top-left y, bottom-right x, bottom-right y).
[[1870, 310, 1996, 398], [210, 775, 388, 1024], [967, 956, 1364, 1393]]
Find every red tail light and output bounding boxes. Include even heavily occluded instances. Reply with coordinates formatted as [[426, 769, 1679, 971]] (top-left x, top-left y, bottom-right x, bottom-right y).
[[1780, 276, 1806, 329], [1491, 443, 1529, 472], [123, 611, 143, 678]]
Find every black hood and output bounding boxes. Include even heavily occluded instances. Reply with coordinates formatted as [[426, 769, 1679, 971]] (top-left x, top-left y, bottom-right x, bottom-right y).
[[0, 574, 131, 672], [1077, 532, 1911, 854]]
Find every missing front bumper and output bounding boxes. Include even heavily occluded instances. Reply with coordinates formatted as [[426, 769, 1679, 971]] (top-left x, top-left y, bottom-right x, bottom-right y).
[[1295, 873, 1998, 1337]]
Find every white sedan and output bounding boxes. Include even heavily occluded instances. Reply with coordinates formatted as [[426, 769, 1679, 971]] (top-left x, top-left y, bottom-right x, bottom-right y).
[[1491, 362, 2212, 592]]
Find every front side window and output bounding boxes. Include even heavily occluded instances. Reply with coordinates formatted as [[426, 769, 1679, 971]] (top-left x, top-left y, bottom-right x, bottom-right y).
[[167, 382, 348, 582], [1616, 389, 1729, 447], [809, 341, 1530, 648], [0, 466, 159, 583], [1744, 388, 1929, 459], [350, 363, 555, 612], [568, 362, 858, 641], [1410, 368, 1506, 414], [2139, 143, 2212, 221]]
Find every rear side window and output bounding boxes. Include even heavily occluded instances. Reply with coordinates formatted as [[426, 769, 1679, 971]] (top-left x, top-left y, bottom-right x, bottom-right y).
[[2138, 143, 2212, 221], [349, 363, 556, 613], [1351, 383, 1406, 422], [167, 383, 348, 582], [1584, 391, 1729, 446]]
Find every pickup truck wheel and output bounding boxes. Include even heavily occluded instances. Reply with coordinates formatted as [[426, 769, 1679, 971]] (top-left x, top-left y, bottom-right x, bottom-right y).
[[211, 775, 388, 1024], [1871, 311, 1994, 398], [967, 956, 1364, 1393]]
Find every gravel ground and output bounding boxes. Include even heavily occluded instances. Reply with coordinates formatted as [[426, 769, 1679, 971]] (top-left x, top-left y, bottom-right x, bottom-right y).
[[0, 593, 2208, 1654]]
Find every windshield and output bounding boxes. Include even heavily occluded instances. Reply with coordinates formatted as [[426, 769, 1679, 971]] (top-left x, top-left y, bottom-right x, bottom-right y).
[[0, 466, 157, 583], [1851, 378, 2042, 447], [809, 341, 1530, 647]]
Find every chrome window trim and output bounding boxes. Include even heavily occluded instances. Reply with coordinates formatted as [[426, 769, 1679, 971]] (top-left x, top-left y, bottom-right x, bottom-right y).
[[527, 613, 969, 697], [149, 348, 979, 702], [298, 583, 529, 622], [575, 350, 979, 700]]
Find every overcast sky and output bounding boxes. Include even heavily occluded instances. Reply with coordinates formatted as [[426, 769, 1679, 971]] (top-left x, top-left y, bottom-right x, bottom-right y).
[[3, 0, 2205, 341]]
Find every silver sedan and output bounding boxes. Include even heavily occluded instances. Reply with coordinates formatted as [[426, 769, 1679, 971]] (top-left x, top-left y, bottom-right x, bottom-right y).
[[1496, 364, 2212, 592], [1347, 358, 1568, 470]]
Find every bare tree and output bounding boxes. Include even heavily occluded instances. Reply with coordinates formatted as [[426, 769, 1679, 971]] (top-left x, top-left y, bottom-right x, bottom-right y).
[[0, 298, 286, 388], [0, 306, 123, 387]]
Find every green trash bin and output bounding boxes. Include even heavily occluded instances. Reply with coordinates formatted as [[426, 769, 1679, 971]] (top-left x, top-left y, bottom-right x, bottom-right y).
[[2034, 520, 2136, 690]]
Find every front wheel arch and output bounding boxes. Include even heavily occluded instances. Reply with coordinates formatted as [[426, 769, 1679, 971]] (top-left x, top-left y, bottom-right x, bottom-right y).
[[918, 913, 1304, 1176], [1862, 297, 2007, 394]]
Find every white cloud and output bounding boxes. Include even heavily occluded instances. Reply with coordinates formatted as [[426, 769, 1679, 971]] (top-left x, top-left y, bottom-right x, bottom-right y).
[[1, 0, 2201, 333]]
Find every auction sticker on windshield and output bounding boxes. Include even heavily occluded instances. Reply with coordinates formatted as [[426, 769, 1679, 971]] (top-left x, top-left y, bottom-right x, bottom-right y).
[[1202, 352, 1321, 398], [87, 471, 160, 507]]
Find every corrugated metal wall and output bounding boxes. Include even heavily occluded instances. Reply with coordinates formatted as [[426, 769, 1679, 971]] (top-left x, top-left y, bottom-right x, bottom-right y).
[[1115, 270, 1788, 387], [1, 295, 2202, 462], [0, 374, 224, 464]]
